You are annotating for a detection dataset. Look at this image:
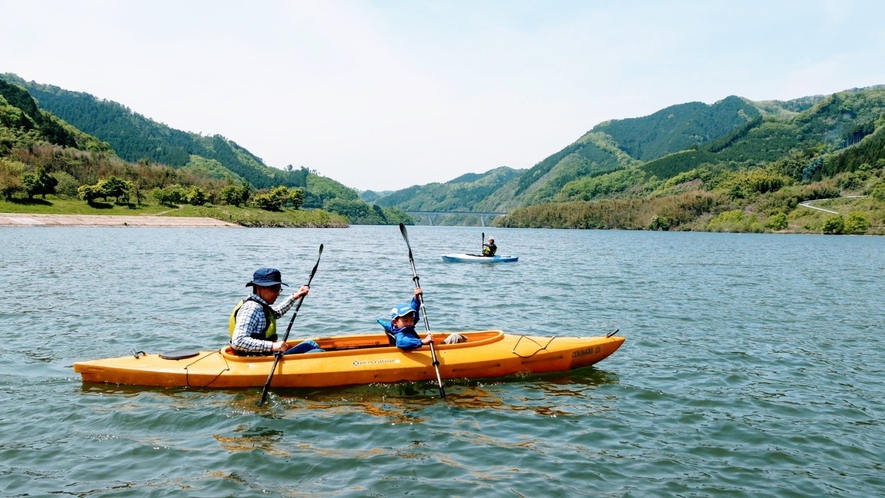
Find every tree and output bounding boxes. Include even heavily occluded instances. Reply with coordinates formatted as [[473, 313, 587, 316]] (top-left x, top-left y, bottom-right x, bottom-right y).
[[78, 184, 101, 203], [151, 184, 187, 206], [25, 168, 58, 199], [97, 176, 131, 204], [765, 212, 788, 231], [186, 186, 210, 206], [289, 187, 304, 210], [21, 172, 39, 199], [220, 181, 250, 206], [253, 192, 279, 211], [220, 185, 240, 205], [822, 215, 844, 234], [51, 171, 80, 198], [0, 157, 25, 199], [22, 168, 58, 200], [252, 185, 304, 211], [871, 180, 885, 202], [844, 212, 869, 235], [253, 186, 287, 211]]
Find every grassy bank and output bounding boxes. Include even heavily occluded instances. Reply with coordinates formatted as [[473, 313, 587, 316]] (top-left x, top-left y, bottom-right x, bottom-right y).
[[0, 197, 349, 228]]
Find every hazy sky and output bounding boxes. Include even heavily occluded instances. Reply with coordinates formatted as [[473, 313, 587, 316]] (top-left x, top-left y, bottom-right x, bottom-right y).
[[3, 1, 884, 191]]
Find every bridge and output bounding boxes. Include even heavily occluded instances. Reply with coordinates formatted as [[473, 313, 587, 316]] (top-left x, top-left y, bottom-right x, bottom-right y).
[[404, 211, 508, 227]]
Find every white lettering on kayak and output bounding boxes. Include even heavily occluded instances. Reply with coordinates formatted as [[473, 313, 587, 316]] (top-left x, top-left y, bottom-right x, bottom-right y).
[[352, 359, 402, 367]]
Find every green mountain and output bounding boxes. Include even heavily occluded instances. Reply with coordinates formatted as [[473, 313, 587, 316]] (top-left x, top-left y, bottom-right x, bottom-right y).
[[500, 86, 885, 232], [368, 86, 885, 233], [374, 89, 879, 211], [0, 73, 414, 225], [2, 73, 308, 190], [559, 86, 885, 204], [6, 69, 883, 232], [375, 166, 523, 211], [0, 79, 111, 155]]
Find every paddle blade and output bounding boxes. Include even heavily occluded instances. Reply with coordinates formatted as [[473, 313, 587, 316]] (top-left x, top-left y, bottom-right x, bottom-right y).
[[399, 223, 409, 245], [399, 223, 415, 261]]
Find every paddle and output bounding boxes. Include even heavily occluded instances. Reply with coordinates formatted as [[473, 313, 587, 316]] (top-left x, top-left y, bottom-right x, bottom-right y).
[[257, 243, 324, 407], [398, 223, 446, 399], [481, 232, 484, 254]]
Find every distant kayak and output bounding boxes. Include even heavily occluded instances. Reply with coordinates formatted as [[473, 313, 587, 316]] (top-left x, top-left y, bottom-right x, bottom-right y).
[[441, 253, 518, 263]]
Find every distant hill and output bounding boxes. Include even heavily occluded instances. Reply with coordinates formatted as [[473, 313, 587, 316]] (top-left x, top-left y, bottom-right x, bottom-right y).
[[2, 73, 308, 190], [0, 74, 407, 225], [375, 166, 523, 211], [6, 69, 883, 232], [368, 85, 885, 233], [0, 78, 110, 155], [627, 88, 885, 189], [499, 85, 885, 232]]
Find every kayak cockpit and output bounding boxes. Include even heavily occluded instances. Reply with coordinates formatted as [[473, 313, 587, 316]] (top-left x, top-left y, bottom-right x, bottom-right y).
[[219, 330, 506, 361]]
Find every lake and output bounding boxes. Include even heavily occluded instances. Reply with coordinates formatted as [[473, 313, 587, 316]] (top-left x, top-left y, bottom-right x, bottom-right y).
[[2, 225, 884, 496]]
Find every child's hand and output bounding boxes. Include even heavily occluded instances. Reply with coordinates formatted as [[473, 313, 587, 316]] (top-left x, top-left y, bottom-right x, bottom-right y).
[[414, 287, 423, 298], [422, 332, 433, 345]]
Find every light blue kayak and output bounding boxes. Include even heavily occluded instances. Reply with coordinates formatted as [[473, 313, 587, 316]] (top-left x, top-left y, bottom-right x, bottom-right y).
[[441, 253, 519, 263]]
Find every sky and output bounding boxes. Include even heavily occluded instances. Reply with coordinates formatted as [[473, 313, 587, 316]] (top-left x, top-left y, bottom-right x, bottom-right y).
[[2, 0, 885, 192]]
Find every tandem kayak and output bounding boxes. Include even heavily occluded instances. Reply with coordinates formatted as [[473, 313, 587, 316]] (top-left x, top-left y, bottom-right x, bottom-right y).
[[73, 330, 624, 389], [441, 254, 518, 263]]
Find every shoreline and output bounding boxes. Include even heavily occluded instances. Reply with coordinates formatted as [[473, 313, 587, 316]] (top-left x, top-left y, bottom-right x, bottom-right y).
[[0, 213, 240, 227]]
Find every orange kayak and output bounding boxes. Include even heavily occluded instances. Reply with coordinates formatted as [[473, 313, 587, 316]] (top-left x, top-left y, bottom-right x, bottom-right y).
[[73, 330, 625, 388]]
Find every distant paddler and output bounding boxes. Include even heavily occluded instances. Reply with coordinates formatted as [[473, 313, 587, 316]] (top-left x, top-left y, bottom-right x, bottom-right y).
[[482, 235, 497, 257]]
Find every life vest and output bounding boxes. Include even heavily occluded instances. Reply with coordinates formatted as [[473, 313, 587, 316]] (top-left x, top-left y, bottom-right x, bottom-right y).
[[229, 297, 278, 341]]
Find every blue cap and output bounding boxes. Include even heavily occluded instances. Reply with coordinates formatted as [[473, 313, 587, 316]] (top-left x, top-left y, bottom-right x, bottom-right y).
[[246, 267, 289, 287], [390, 303, 416, 320]]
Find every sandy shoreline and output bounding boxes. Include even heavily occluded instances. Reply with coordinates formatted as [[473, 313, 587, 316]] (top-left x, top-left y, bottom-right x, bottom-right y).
[[0, 213, 240, 227]]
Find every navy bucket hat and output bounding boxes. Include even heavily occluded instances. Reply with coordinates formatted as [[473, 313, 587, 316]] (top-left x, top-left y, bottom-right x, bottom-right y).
[[246, 267, 289, 287], [390, 303, 417, 320]]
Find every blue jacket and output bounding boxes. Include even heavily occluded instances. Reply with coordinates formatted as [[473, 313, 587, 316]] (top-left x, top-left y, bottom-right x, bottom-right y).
[[376, 297, 424, 350]]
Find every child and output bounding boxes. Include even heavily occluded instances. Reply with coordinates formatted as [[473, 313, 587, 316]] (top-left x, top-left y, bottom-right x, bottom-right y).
[[377, 288, 433, 350]]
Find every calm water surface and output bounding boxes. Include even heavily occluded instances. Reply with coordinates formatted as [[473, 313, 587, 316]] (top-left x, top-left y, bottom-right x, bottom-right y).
[[1, 226, 884, 497]]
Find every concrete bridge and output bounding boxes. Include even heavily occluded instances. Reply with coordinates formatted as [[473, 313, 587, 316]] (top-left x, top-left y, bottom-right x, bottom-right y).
[[404, 211, 508, 227]]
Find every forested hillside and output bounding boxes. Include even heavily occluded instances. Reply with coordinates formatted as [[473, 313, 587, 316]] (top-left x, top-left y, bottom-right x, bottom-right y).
[[372, 94, 823, 215], [2, 73, 307, 190], [500, 86, 885, 234], [0, 79, 110, 156], [0, 74, 410, 226], [369, 86, 885, 233], [5, 69, 884, 233], [375, 167, 522, 210]]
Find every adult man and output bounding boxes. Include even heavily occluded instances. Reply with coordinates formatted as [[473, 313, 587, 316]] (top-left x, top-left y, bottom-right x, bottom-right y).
[[229, 267, 322, 355], [482, 235, 497, 257]]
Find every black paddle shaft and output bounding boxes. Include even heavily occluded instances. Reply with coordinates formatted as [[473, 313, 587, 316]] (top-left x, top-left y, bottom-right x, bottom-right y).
[[398, 224, 446, 399], [258, 243, 323, 407]]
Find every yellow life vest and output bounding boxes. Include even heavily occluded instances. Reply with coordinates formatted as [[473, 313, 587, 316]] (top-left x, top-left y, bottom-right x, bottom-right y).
[[229, 297, 277, 340]]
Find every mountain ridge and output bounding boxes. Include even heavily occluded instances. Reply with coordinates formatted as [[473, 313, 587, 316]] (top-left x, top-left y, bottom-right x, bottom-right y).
[[4, 71, 884, 232]]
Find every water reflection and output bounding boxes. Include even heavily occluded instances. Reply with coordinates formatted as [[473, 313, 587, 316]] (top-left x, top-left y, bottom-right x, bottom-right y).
[[260, 366, 624, 420], [214, 425, 290, 457]]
